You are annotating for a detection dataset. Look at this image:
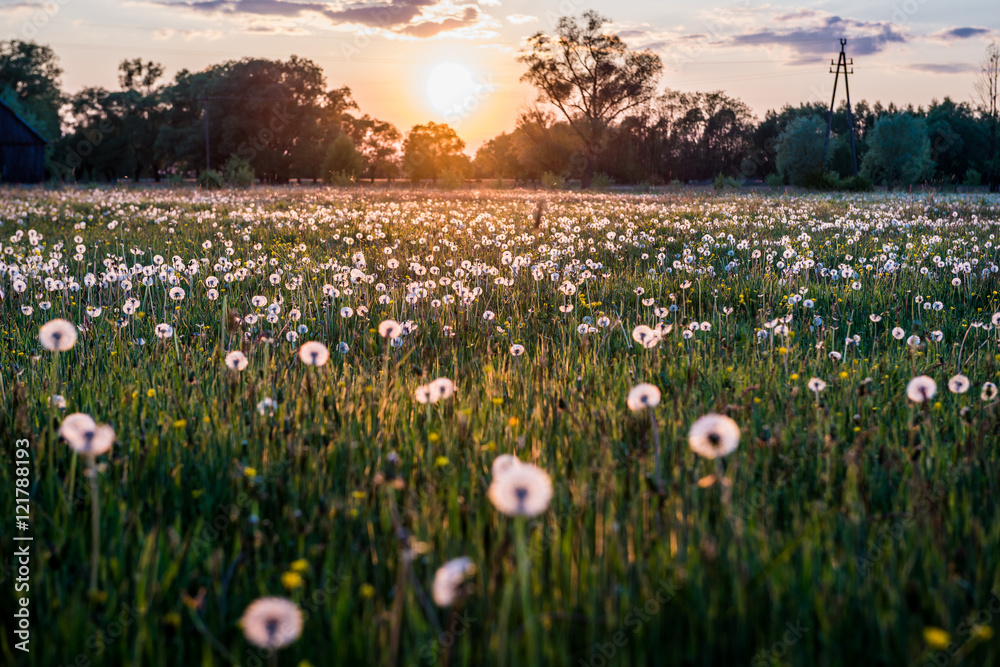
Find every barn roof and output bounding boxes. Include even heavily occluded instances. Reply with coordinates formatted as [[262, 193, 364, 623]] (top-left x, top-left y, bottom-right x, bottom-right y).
[[0, 98, 48, 145]]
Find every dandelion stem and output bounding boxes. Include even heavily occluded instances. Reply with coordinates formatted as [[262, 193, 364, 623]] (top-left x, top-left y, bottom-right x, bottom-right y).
[[88, 453, 100, 594], [649, 409, 663, 496], [514, 518, 539, 667]]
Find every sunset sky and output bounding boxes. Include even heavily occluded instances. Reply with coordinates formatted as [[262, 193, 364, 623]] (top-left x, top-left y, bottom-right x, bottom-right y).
[[3, 0, 998, 150]]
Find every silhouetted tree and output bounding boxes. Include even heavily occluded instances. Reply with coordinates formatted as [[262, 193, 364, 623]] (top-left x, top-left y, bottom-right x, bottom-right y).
[[518, 11, 662, 188]]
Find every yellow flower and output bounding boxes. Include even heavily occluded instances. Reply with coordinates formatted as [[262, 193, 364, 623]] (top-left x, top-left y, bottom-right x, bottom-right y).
[[790, 373, 799, 381], [491, 397, 504, 406], [163, 612, 181, 627], [352, 490, 366, 499], [971, 624, 994, 640], [360, 584, 376, 599], [290, 559, 309, 573], [923, 627, 951, 650], [427, 432, 440, 443], [777, 346, 788, 355], [147, 389, 156, 398], [434, 456, 450, 468], [244, 467, 257, 478], [508, 417, 519, 427], [281, 571, 303, 590], [172, 419, 187, 429], [839, 371, 849, 379]]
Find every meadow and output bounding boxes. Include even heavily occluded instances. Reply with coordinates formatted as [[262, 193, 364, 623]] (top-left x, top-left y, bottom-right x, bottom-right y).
[[1, 186, 999, 667]]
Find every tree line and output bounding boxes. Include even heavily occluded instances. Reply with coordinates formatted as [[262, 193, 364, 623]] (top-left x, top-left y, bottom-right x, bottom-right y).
[[1, 14, 997, 191]]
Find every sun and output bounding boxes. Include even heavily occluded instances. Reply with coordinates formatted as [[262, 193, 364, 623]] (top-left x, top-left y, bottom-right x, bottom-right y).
[[426, 63, 478, 116]]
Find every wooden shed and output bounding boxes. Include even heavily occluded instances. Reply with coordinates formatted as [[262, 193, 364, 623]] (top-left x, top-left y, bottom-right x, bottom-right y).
[[0, 98, 47, 183]]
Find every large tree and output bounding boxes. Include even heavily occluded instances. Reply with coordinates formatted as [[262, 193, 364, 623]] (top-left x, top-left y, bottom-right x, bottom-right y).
[[975, 40, 999, 191], [861, 114, 933, 188], [0, 40, 63, 141], [402, 122, 465, 183], [518, 11, 662, 188]]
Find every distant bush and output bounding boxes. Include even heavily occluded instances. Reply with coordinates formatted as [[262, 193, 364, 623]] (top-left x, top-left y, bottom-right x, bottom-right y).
[[166, 173, 184, 186], [775, 115, 827, 186], [713, 173, 743, 190], [964, 168, 982, 186], [861, 114, 933, 188], [591, 172, 613, 190], [541, 171, 564, 190], [327, 171, 356, 187], [839, 175, 874, 192], [198, 169, 225, 190], [223, 155, 255, 188], [765, 173, 784, 187], [439, 168, 465, 190], [801, 171, 840, 190], [322, 135, 364, 184]]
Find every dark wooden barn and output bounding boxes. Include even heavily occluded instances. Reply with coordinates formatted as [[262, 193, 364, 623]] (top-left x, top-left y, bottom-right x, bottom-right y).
[[0, 98, 47, 183]]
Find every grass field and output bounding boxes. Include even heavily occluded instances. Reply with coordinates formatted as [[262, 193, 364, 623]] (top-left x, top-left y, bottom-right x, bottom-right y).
[[2, 187, 999, 667]]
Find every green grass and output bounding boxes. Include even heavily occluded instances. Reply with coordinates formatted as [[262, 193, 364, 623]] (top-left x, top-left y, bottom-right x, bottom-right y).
[[1, 187, 999, 667]]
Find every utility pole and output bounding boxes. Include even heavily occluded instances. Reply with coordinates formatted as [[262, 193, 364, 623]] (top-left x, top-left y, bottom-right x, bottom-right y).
[[823, 39, 858, 177]]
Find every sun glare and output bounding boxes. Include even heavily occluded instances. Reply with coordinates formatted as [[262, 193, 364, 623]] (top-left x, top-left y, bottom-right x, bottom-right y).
[[426, 62, 478, 116]]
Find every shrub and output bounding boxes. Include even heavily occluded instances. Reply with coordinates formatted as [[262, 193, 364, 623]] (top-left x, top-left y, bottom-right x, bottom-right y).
[[198, 169, 225, 190], [775, 115, 827, 185], [963, 168, 982, 186], [439, 168, 465, 190], [541, 171, 564, 190], [714, 173, 743, 190], [765, 173, 785, 187], [223, 155, 255, 188], [839, 175, 874, 192], [591, 172, 613, 190], [322, 135, 364, 184], [801, 171, 840, 190]]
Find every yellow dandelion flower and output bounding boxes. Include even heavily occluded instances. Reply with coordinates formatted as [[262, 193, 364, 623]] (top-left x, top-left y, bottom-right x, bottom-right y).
[[360, 584, 376, 599], [281, 571, 303, 590], [434, 456, 450, 468], [290, 559, 309, 573], [923, 627, 950, 650]]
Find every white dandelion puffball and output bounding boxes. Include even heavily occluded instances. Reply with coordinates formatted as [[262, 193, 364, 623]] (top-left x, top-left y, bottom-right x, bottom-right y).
[[59, 413, 96, 444], [432, 557, 476, 607], [487, 462, 553, 518], [688, 413, 740, 460], [429, 377, 455, 402], [906, 375, 937, 403], [626, 383, 661, 412], [947, 374, 970, 394], [982, 382, 998, 402], [154, 323, 174, 339], [39, 318, 78, 351], [892, 327, 905, 340], [631, 325, 659, 348], [414, 384, 434, 404], [378, 319, 402, 339], [240, 597, 303, 650], [491, 454, 520, 478], [906, 335, 921, 347], [298, 341, 329, 366], [225, 350, 249, 371], [807, 377, 827, 393], [510, 344, 525, 357], [59, 413, 115, 456]]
